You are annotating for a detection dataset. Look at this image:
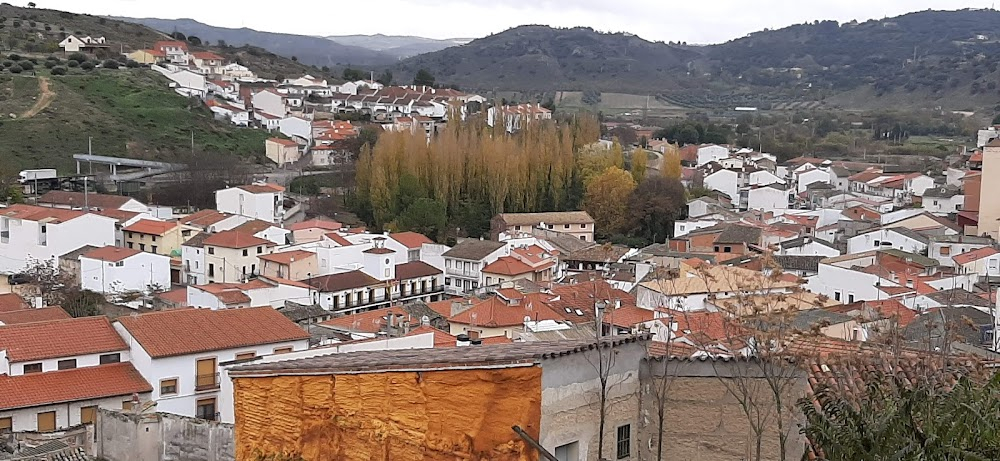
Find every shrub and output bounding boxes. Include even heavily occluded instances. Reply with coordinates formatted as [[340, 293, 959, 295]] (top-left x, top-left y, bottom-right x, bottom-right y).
[[126, 60, 140, 68], [46, 55, 58, 61], [80, 61, 94, 71], [27, 57, 37, 64], [19, 61, 33, 71], [67, 52, 86, 63], [50, 66, 66, 75], [11, 21, 20, 28], [67, 60, 79, 68], [7, 53, 21, 61], [101, 59, 119, 69], [9, 65, 22, 74], [1, 60, 12, 68]]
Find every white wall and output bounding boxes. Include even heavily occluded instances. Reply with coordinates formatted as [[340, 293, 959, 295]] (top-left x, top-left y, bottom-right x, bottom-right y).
[[0, 213, 116, 274], [182, 244, 206, 285], [252, 91, 286, 118], [847, 229, 927, 255], [0, 394, 149, 432], [6, 351, 129, 377], [779, 241, 841, 257], [215, 188, 282, 224], [909, 176, 935, 196], [278, 117, 313, 142], [922, 195, 965, 215], [80, 253, 171, 293], [696, 146, 729, 166], [805, 264, 884, 303], [746, 187, 788, 211], [928, 241, 989, 268], [703, 170, 738, 203], [797, 169, 831, 193], [674, 220, 719, 237]]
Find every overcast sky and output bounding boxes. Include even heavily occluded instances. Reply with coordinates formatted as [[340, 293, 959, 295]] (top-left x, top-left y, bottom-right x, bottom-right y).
[[10, 1, 989, 43]]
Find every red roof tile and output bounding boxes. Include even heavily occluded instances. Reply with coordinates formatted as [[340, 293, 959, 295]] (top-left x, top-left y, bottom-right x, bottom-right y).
[[481, 256, 535, 276], [0, 316, 127, 362], [123, 219, 177, 235], [236, 183, 284, 194], [448, 294, 566, 327], [0, 293, 29, 313], [321, 306, 410, 333], [2, 204, 86, 224], [0, 307, 71, 325], [232, 219, 276, 235], [203, 230, 274, 249], [602, 306, 655, 328], [325, 232, 353, 246], [192, 51, 224, 60], [94, 209, 140, 223], [389, 231, 433, 249], [38, 191, 135, 210], [156, 288, 188, 306], [259, 250, 316, 265], [116, 307, 309, 358], [287, 218, 342, 231], [267, 137, 298, 147], [404, 325, 457, 347], [0, 362, 152, 410], [181, 209, 234, 227], [953, 247, 999, 265], [82, 246, 142, 262]]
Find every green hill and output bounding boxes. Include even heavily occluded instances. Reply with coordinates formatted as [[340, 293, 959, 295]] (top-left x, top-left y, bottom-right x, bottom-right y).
[[0, 70, 270, 173]]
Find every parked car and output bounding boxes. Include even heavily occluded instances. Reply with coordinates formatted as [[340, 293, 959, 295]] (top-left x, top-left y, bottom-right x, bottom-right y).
[[8, 273, 31, 285]]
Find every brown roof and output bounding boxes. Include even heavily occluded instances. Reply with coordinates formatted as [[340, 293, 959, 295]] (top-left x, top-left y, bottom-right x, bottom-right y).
[[203, 230, 275, 249], [236, 183, 285, 194], [0, 293, 29, 313], [394, 261, 441, 280], [0, 362, 152, 410], [321, 306, 409, 333], [448, 294, 566, 327], [481, 256, 535, 276], [115, 307, 309, 358], [156, 288, 188, 306], [404, 325, 458, 347], [953, 247, 999, 265], [2, 204, 86, 224], [0, 316, 128, 362], [442, 240, 506, 260], [123, 219, 178, 235], [232, 219, 276, 235], [37, 190, 135, 210], [325, 233, 353, 246], [82, 246, 142, 262], [0, 307, 71, 325], [497, 211, 594, 226], [363, 247, 394, 255], [230, 337, 645, 375], [304, 271, 382, 292], [287, 218, 342, 231], [267, 137, 298, 147], [259, 250, 316, 265], [94, 209, 140, 223], [389, 232, 433, 249], [181, 209, 234, 227], [602, 306, 655, 328]]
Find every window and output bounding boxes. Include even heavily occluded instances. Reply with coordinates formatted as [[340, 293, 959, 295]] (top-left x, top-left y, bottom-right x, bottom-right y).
[[580, 236, 587, 241], [874, 240, 880, 247], [195, 398, 217, 421], [208, 264, 215, 277], [115, 261, 124, 267], [208, 247, 215, 255], [37, 411, 56, 432], [235, 352, 256, 360], [257, 246, 263, 254], [273, 347, 293, 354], [139, 243, 146, 251], [160, 378, 178, 395], [23, 363, 42, 374], [564, 224, 570, 229], [80, 406, 97, 425], [122, 400, 134, 411], [848, 294, 855, 303], [834, 292, 841, 302], [100, 353, 121, 364], [57, 359, 77, 370], [127, 242, 134, 249], [0, 417, 11, 433], [151, 246, 158, 254], [151, 235, 157, 242], [242, 249, 249, 257], [723, 246, 732, 253], [515, 225, 521, 231], [714, 246, 720, 252], [554, 441, 579, 461], [581, 223, 587, 229], [195, 358, 219, 390], [940, 246, 951, 256], [616, 424, 631, 459], [128, 232, 134, 239], [444, 277, 450, 286]]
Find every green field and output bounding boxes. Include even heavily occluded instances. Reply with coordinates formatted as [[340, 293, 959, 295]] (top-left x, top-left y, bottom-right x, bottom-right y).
[[0, 70, 270, 172]]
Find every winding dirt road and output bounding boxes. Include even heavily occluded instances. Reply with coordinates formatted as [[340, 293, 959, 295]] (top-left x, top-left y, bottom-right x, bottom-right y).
[[20, 76, 55, 119]]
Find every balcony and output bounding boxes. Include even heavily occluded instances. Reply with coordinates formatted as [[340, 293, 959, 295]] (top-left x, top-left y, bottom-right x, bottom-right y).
[[445, 267, 478, 278], [194, 373, 220, 391]]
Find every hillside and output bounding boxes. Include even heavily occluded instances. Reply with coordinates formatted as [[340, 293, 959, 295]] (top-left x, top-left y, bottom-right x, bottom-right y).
[[0, 5, 314, 79], [326, 34, 469, 59], [116, 17, 395, 68], [0, 70, 270, 173], [393, 26, 696, 93]]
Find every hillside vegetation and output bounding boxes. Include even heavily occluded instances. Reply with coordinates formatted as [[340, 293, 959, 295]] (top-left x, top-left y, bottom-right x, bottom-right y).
[[0, 70, 269, 172]]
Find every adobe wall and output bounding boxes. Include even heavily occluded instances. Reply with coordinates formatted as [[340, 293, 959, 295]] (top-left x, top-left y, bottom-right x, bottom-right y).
[[96, 409, 235, 461]]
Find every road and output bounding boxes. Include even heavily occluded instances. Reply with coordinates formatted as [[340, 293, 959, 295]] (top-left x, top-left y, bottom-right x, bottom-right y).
[[20, 77, 55, 119]]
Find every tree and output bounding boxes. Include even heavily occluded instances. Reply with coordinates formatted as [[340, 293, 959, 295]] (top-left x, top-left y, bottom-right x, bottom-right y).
[[171, 31, 186, 41], [661, 148, 682, 180], [187, 36, 202, 46], [993, 113, 1000, 125], [217, 39, 227, 47], [609, 125, 638, 146], [342, 67, 364, 81], [677, 125, 700, 145], [101, 59, 118, 69], [376, 70, 393, 86], [413, 68, 435, 87], [627, 177, 685, 243], [291, 56, 298, 62], [394, 198, 448, 242], [630, 147, 648, 182], [583, 167, 636, 236], [27, 2, 36, 7]]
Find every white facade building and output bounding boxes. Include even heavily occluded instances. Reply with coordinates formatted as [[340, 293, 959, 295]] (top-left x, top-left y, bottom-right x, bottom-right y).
[[79, 246, 171, 294], [0, 205, 116, 274], [215, 184, 285, 225]]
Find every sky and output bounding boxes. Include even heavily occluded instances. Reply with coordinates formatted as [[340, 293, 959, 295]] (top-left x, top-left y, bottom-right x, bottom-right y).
[[8, 0, 990, 44]]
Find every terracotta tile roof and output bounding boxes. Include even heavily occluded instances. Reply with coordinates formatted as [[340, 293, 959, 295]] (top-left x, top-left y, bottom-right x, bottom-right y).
[[123, 219, 177, 235], [181, 209, 233, 227], [321, 306, 410, 333], [423, 298, 465, 317], [94, 209, 140, 223], [394, 261, 441, 280], [481, 256, 535, 276], [547, 281, 636, 323], [81, 246, 142, 262], [0, 362, 152, 410], [232, 219, 276, 235], [389, 231, 433, 249], [236, 183, 284, 194], [203, 230, 275, 249], [970, 150, 983, 162], [404, 325, 457, 347], [37, 191, 135, 210], [259, 250, 316, 265], [324, 232, 353, 246], [153, 40, 188, 51], [116, 307, 309, 358], [268, 137, 297, 147], [304, 270, 382, 292], [0, 307, 71, 325], [156, 288, 188, 306], [192, 51, 224, 60], [288, 218, 342, 231], [602, 306, 655, 328], [364, 247, 394, 255], [0, 316, 127, 362], [671, 311, 732, 343], [953, 247, 999, 265], [448, 294, 566, 327], [2, 204, 86, 224], [0, 293, 30, 313]]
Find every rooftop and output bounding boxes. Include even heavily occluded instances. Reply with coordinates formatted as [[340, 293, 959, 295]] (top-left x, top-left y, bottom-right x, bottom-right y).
[[116, 307, 309, 358], [203, 230, 275, 249], [287, 218, 342, 232], [0, 293, 29, 313], [304, 270, 382, 292], [235, 183, 285, 194], [37, 191, 136, 210], [394, 261, 441, 280], [229, 336, 644, 376], [181, 209, 234, 227], [2, 204, 86, 224], [0, 363, 152, 411], [497, 211, 594, 226], [123, 219, 178, 236], [442, 239, 506, 261], [481, 256, 535, 276], [258, 250, 316, 265], [81, 246, 142, 263], [0, 316, 127, 363], [389, 231, 434, 249], [0, 307, 71, 325]]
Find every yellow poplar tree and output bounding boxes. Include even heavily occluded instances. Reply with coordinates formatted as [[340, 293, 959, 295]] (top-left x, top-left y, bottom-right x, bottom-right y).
[[583, 167, 637, 236], [630, 148, 648, 182], [661, 147, 682, 180]]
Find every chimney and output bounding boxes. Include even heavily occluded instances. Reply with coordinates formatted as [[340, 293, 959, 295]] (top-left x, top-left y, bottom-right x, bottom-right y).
[[456, 334, 471, 347], [33, 297, 43, 309]]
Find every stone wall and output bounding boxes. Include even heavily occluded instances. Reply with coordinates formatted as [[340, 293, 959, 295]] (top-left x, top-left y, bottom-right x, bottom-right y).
[[96, 409, 235, 461]]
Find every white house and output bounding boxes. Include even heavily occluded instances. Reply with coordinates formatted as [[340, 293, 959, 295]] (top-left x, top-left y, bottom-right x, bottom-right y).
[[113, 308, 310, 423], [777, 236, 841, 257], [0, 317, 150, 432], [151, 65, 207, 98], [0, 205, 116, 274], [847, 228, 928, 255], [278, 116, 313, 143], [744, 184, 788, 211], [202, 230, 276, 284], [921, 186, 964, 215], [252, 89, 287, 118], [703, 169, 739, 204], [927, 235, 993, 268], [747, 170, 785, 187], [441, 239, 509, 294], [79, 246, 171, 294], [796, 168, 831, 193], [827, 166, 852, 191], [696, 145, 729, 166], [181, 233, 211, 286], [215, 183, 285, 225], [185, 277, 311, 310], [953, 247, 1000, 279]]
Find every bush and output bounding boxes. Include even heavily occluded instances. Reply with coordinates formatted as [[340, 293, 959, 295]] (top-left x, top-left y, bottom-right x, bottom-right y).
[[80, 61, 94, 71], [9, 65, 22, 74], [46, 55, 59, 61], [67, 52, 86, 63], [43, 60, 56, 68], [1, 60, 12, 68], [19, 61, 33, 71], [67, 60, 79, 68], [50, 66, 66, 75], [126, 60, 140, 68], [7, 53, 21, 61], [27, 57, 37, 64], [101, 59, 119, 69]]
